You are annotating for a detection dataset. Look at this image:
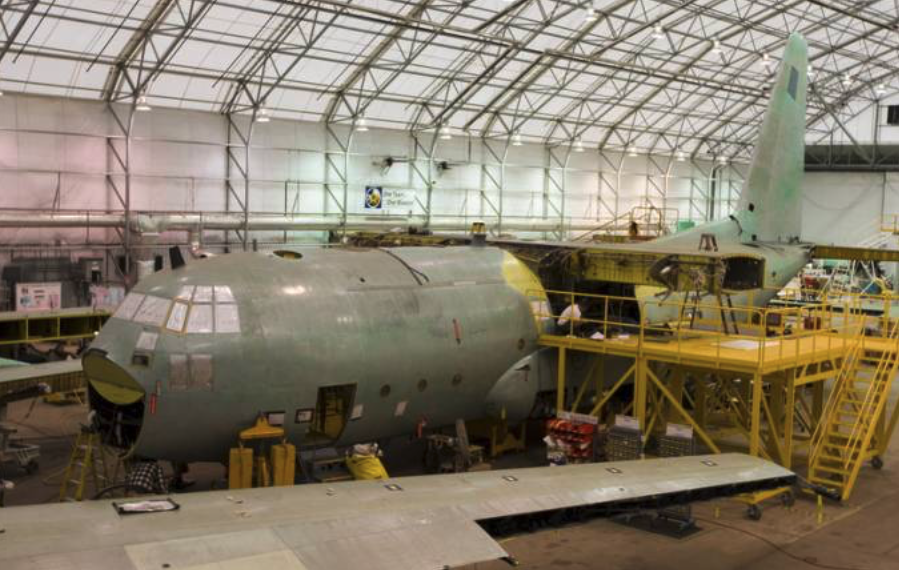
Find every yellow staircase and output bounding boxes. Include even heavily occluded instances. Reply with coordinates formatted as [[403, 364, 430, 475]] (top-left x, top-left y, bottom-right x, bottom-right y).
[[808, 323, 899, 500], [59, 428, 112, 502]]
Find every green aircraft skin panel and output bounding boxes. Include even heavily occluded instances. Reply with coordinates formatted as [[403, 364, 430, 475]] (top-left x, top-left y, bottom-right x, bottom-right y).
[[84, 35, 812, 464], [634, 33, 811, 321], [85, 247, 548, 462]]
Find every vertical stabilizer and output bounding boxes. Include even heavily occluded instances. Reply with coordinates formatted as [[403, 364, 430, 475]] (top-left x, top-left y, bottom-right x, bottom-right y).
[[738, 33, 807, 243]]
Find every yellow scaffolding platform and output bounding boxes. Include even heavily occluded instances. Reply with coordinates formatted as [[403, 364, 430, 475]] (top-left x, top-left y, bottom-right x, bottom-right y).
[[534, 289, 894, 475], [0, 307, 110, 346]]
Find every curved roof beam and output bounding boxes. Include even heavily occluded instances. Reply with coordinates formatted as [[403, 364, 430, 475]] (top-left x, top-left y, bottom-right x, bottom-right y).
[[216, 2, 333, 114], [100, 0, 214, 102], [321, 0, 471, 125], [0, 0, 39, 66], [694, 3, 899, 157], [410, 0, 578, 133], [462, 0, 640, 135], [484, 0, 709, 142], [591, 0, 804, 152]]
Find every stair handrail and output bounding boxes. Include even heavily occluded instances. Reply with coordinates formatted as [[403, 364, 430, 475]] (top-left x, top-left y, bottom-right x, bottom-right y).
[[809, 340, 862, 467], [808, 308, 870, 468], [842, 316, 899, 470]]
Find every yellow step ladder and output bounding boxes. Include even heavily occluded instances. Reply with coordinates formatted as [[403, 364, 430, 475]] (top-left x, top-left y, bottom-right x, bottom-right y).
[[59, 428, 112, 502], [808, 325, 899, 501]]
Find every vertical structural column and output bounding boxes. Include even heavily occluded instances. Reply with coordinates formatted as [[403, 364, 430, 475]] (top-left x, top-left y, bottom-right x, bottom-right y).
[[646, 154, 668, 215], [480, 138, 508, 233], [689, 158, 711, 223], [106, 103, 135, 288], [545, 145, 570, 239], [597, 151, 619, 225], [750, 372, 763, 456], [556, 346, 567, 415], [411, 134, 437, 228], [225, 114, 252, 251], [324, 124, 352, 233]]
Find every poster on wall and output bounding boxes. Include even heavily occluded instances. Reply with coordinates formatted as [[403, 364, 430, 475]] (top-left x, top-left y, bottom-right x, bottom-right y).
[[16, 282, 62, 312], [364, 185, 415, 212], [90, 284, 127, 310]]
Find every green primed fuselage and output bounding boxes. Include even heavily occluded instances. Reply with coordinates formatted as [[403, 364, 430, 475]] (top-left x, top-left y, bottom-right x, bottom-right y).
[[85, 247, 547, 462]]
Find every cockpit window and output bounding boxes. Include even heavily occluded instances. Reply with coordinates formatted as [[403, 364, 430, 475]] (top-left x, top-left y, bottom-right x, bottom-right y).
[[135, 331, 159, 351], [112, 286, 239, 334], [214, 304, 240, 333], [176, 286, 194, 301], [193, 286, 213, 303], [166, 301, 189, 332], [186, 304, 213, 333], [214, 285, 235, 303], [114, 293, 145, 321], [132, 295, 171, 327]]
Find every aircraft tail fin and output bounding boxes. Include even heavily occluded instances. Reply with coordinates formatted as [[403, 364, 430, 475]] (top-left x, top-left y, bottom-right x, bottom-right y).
[[738, 33, 807, 243]]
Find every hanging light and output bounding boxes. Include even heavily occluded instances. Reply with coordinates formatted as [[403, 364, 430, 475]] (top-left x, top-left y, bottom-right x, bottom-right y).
[[717, 155, 728, 165], [875, 83, 887, 96], [135, 93, 152, 112], [255, 105, 271, 123], [572, 137, 585, 153], [584, 6, 598, 22], [807, 64, 816, 81], [842, 73, 853, 88], [355, 115, 369, 132], [438, 124, 452, 140], [511, 132, 523, 146], [675, 150, 686, 162], [710, 38, 722, 55], [652, 24, 665, 41], [627, 146, 638, 157], [760, 53, 772, 70]]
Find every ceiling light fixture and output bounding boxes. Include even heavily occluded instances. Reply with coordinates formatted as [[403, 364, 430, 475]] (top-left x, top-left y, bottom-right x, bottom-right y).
[[875, 83, 886, 96], [511, 132, 523, 146], [842, 73, 853, 88], [717, 155, 728, 165], [255, 105, 271, 123], [675, 150, 686, 162], [711, 38, 722, 55], [760, 53, 771, 69], [135, 94, 152, 112], [572, 138, 585, 152], [807, 64, 816, 81], [355, 115, 369, 132], [627, 146, 638, 157], [438, 124, 452, 140], [584, 7, 597, 22], [652, 24, 665, 41]]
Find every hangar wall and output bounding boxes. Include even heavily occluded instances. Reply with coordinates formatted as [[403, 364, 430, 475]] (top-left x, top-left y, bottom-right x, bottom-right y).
[[0, 93, 742, 248], [0, 93, 896, 285]]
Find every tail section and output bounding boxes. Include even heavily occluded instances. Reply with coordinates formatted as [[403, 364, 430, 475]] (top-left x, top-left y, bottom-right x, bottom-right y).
[[738, 33, 808, 243]]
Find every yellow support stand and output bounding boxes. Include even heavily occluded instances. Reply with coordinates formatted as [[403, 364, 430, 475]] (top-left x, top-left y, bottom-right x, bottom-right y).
[[228, 416, 295, 490], [733, 486, 795, 521], [228, 447, 253, 490]]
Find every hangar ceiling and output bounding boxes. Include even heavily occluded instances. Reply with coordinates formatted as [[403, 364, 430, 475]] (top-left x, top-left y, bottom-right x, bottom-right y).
[[0, 0, 897, 160]]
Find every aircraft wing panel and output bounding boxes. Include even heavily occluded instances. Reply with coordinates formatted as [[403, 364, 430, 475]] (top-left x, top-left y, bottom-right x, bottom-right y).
[[0, 454, 794, 570], [0, 359, 83, 401]]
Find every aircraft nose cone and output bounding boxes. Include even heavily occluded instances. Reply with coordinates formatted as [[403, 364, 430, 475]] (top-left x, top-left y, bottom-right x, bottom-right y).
[[83, 348, 146, 405]]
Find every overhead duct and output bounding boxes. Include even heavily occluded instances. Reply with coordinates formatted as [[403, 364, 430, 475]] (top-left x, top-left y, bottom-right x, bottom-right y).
[[0, 211, 597, 234]]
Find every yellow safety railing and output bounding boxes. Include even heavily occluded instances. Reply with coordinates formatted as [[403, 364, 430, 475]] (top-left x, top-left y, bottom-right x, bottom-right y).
[[530, 289, 874, 372], [808, 335, 865, 469], [881, 214, 899, 234], [844, 317, 899, 465]]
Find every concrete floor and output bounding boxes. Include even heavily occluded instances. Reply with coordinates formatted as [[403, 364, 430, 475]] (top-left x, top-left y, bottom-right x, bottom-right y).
[[2, 398, 899, 570]]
